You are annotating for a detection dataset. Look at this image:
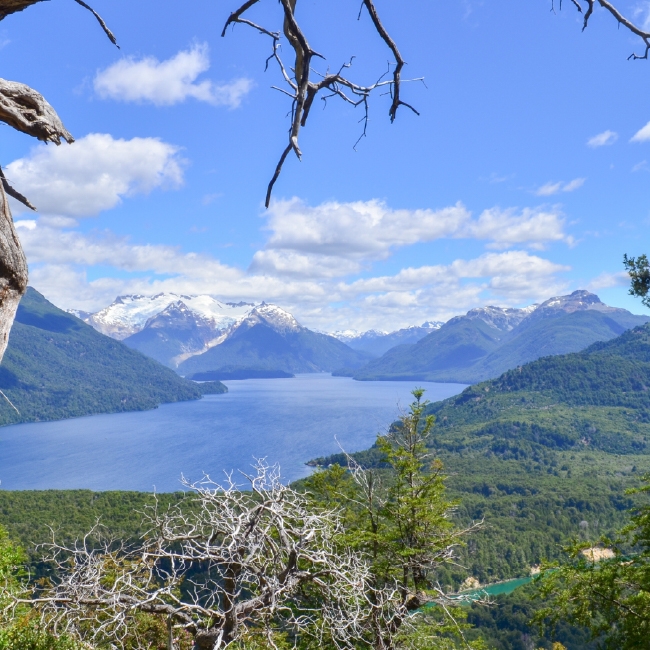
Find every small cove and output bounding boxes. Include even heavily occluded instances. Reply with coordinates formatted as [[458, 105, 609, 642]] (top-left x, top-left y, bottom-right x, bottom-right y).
[[0, 374, 466, 491]]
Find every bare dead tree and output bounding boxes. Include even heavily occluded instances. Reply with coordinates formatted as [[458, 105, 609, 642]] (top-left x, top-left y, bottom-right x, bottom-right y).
[[9, 461, 409, 650], [0, 0, 116, 365], [222, 0, 422, 208]]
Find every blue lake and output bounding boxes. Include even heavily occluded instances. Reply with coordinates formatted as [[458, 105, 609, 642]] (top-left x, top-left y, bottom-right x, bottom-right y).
[[0, 375, 466, 492]]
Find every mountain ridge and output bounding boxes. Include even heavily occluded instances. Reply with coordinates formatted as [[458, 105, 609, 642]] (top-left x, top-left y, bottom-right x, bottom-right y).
[[0, 288, 226, 427], [344, 290, 650, 383]]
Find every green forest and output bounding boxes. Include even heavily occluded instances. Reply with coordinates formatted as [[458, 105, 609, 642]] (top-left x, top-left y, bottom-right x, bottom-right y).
[[5, 322, 650, 648]]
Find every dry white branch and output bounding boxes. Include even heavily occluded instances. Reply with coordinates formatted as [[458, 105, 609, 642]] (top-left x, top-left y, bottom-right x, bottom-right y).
[[12, 461, 405, 650]]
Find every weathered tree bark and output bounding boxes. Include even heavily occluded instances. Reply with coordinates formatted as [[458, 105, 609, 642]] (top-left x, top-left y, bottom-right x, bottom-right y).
[[0, 79, 75, 364], [0, 183, 27, 361], [0, 79, 74, 144]]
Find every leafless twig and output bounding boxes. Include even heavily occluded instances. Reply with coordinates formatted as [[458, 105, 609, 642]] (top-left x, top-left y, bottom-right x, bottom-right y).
[[10, 461, 406, 650], [222, 0, 421, 207], [561, 0, 650, 59]]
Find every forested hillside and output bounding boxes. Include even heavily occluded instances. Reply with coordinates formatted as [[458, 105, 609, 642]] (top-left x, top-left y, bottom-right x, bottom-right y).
[[0, 288, 226, 426], [315, 323, 650, 587]]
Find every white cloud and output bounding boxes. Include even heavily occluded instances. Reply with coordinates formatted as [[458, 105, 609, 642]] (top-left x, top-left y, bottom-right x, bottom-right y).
[[18, 217, 572, 331], [17, 193, 575, 332], [631, 121, 650, 142], [466, 207, 571, 249], [587, 130, 618, 147], [262, 199, 472, 258], [587, 271, 629, 291], [634, 1, 650, 30], [535, 178, 585, 196], [94, 43, 253, 108], [561, 178, 585, 192], [6, 133, 184, 216], [252, 199, 571, 277]]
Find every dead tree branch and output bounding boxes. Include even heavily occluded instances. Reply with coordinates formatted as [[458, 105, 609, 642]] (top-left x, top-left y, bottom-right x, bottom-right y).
[[0, 80, 74, 145], [563, 0, 650, 59], [13, 461, 405, 650], [0, 1, 117, 366], [223, 0, 420, 207], [0, 0, 118, 47], [0, 166, 35, 211]]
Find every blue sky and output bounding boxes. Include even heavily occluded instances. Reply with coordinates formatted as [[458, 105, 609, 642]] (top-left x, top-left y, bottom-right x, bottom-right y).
[[5, 0, 650, 331]]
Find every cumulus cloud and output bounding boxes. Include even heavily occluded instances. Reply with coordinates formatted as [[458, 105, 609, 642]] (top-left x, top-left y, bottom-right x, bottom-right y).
[[535, 178, 585, 196], [16, 192, 575, 332], [18, 215, 572, 331], [631, 120, 650, 143], [587, 130, 618, 147], [466, 207, 571, 249], [6, 133, 184, 216], [250, 199, 571, 277], [94, 44, 253, 108], [587, 270, 629, 291]]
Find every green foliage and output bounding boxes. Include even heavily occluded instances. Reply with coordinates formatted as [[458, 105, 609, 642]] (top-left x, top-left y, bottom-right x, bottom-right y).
[[374, 389, 458, 592], [306, 390, 483, 649], [0, 525, 81, 650], [537, 474, 650, 649], [0, 490, 185, 568], [0, 288, 225, 426], [624, 253, 650, 309], [463, 583, 599, 650], [313, 327, 650, 587]]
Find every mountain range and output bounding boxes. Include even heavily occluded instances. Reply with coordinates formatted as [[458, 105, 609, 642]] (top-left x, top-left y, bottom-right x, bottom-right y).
[[0, 288, 226, 426], [331, 322, 443, 357], [340, 290, 650, 383], [76, 294, 371, 376]]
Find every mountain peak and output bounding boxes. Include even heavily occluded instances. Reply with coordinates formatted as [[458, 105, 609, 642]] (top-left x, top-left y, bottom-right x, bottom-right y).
[[531, 290, 623, 321], [450, 304, 537, 332], [241, 303, 301, 333]]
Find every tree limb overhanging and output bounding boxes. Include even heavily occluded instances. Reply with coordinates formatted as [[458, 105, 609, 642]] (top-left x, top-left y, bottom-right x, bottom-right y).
[[0, 0, 117, 365], [222, 0, 421, 208], [562, 0, 650, 59]]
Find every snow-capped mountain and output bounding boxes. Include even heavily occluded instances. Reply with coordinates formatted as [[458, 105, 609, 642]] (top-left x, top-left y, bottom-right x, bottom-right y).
[[331, 322, 444, 357], [80, 293, 254, 340], [449, 304, 538, 333], [235, 303, 301, 334], [77, 294, 332, 370]]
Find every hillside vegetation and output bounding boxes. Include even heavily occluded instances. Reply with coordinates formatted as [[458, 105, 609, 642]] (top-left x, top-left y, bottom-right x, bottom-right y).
[[0, 288, 226, 426], [315, 324, 650, 584]]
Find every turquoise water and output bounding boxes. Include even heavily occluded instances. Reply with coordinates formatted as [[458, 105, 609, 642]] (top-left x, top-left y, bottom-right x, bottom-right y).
[[458, 577, 533, 601], [0, 374, 466, 492]]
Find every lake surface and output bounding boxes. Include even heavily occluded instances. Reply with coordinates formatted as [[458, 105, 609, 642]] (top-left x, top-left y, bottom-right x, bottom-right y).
[[0, 375, 466, 492]]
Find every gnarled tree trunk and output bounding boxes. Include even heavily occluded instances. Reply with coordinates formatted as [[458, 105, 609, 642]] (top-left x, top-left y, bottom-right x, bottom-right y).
[[0, 183, 26, 361], [0, 0, 116, 364]]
